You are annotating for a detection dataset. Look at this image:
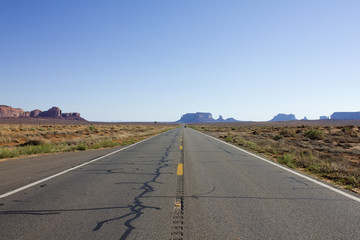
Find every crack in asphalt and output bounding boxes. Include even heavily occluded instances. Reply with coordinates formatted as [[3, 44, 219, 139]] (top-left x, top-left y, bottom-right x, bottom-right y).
[[93, 131, 180, 240], [0, 205, 133, 216]]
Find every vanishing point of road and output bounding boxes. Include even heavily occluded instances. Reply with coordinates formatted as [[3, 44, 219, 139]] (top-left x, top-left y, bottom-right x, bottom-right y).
[[1, 127, 359, 239]]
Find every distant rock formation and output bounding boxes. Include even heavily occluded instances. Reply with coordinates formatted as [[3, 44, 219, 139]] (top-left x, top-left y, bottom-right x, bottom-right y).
[[30, 109, 42, 118], [0, 105, 86, 121], [224, 118, 238, 122], [61, 112, 82, 119], [331, 112, 360, 120], [320, 116, 329, 120], [0, 105, 25, 118], [37, 107, 62, 118], [270, 113, 297, 122], [215, 115, 239, 123], [177, 112, 239, 123], [217, 115, 225, 122], [177, 112, 215, 123]]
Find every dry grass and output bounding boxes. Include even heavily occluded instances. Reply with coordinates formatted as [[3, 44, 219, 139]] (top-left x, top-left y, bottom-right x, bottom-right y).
[[191, 124, 360, 194], [0, 123, 176, 160]]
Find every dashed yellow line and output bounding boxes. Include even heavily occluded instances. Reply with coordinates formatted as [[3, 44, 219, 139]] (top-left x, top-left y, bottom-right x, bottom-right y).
[[180, 145, 183, 150], [177, 163, 183, 175]]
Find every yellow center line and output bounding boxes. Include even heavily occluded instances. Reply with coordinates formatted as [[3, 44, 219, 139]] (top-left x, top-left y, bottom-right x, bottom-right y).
[[177, 163, 183, 175], [180, 145, 183, 150]]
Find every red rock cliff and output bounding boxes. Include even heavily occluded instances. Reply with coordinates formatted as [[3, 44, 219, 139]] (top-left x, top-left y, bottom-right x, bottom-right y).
[[0, 105, 86, 121]]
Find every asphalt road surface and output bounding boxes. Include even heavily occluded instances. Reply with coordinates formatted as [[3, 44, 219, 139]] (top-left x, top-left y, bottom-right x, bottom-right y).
[[0, 127, 359, 239]]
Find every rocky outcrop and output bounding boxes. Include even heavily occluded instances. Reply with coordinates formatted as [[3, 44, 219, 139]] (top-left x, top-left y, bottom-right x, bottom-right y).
[[30, 109, 42, 118], [0, 105, 86, 121], [217, 115, 225, 122], [216, 115, 240, 123], [224, 118, 238, 122], [61, 112, 82, 120], [270, 114, 297, 122], [62, 112, 84, 121], [177, 113, 239, 123], [0, 105, 26, 118], [37, 107, 62, 118], [177, 112, 215, 123], [331, 112, 360, 120]]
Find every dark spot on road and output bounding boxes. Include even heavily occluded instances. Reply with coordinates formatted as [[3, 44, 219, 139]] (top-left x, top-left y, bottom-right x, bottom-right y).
[[288, 177, 309, 186]]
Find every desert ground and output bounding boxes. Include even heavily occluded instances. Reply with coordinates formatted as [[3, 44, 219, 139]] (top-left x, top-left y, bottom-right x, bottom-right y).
[[0, 119, 176, 160], [190, 120, 360, 193]]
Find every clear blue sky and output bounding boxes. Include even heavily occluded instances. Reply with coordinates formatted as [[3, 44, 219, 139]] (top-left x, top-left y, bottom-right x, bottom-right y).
[[1, 0, 359, 122]]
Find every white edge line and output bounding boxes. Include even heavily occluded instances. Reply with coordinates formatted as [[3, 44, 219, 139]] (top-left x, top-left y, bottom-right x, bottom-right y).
[[0, 131, 169, 199], [194, 129, 360, 203]]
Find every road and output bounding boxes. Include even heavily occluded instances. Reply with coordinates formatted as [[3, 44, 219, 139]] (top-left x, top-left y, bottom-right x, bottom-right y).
[[0, 127, 359, 239]]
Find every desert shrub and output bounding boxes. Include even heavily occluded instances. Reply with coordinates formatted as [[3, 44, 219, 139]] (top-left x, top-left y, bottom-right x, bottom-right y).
[[304, 129, 324, 140], [280, 128, 296, 137], [18, 144, 53, 155], [234, 136, 261, 151], [91, 139, 118, 149], [273, 134, 284, 140], [341, 126, 358, 137], [19, 139, 46, 146], [0, 143, 62, 159], [225, 136, 233, 143], [99, 139, 118, 148], [308, 163, 324, 173], [244, 140, 260, 152], [278, 153, 296, 168], [10, 127, 19, 132], [0, 137, 11, 145], [301, 150, 314, 160], [121, 138, 137, 145], [0, 148, 19, 158], [76, 143, 88, 151]]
